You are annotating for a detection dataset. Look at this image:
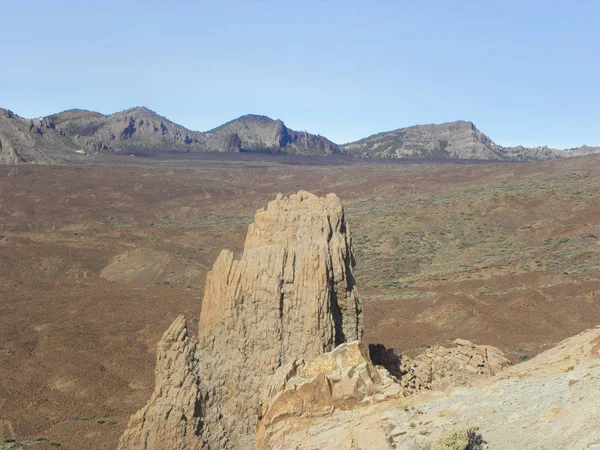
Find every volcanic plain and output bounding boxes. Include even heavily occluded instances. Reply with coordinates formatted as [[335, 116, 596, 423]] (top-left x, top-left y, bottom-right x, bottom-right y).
[[1, 153, 599, 449]]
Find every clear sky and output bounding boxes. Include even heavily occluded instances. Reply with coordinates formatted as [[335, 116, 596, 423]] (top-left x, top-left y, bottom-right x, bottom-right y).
[[1, 0, 599, 148]]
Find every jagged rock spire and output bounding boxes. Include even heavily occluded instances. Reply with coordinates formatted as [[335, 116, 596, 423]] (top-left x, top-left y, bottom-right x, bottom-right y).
[[118, 191, 363, 449], [197, 190, 362, 448]]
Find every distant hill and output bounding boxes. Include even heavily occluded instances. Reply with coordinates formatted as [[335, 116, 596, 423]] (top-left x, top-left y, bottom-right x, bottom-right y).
[[563, 145, 600, 157], [342, 120, 565, 161], [0, 108, 81, 164], [1, 106, 598, 164], [54, 106, 208, 153], [44, 107, 339, 157], [205, 114, 339, 155]]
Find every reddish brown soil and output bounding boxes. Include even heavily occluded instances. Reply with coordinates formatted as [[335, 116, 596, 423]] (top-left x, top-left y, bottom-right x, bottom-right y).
[[0, 153, 599, 449]]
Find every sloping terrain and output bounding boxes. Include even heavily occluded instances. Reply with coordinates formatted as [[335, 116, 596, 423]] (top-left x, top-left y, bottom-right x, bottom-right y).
[[53, 108, 339, 156], [565, 144, 600, 157], [342, 120, 566, 161], [0, 108, 86, 165], [0, 107, 341, 164], [0, 154, 599, 448], [54, 107, 208, 153]]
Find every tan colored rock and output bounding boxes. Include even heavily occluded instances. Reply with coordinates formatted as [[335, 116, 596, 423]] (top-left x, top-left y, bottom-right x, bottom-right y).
[[117, 315, 203, 450], [256, 341, 401, 450], [119, 191, 362, 449], [257, 327, 600, 450], [399, 339, 510, 392], [198, 190, 362, 449]]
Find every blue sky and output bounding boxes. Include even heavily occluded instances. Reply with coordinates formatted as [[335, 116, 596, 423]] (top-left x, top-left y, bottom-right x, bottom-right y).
[[1, 0, 599, 148]]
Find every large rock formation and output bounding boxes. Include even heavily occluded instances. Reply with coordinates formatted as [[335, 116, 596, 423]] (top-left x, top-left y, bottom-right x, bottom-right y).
[[119, 191, 362, 449], [197, 191, 362, 448]]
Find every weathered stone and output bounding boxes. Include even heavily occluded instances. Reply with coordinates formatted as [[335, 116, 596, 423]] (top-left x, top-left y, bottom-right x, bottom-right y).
[[117, 315, 203, 450], [397, 339, 510, 393], [256, 341, 400, 450], [258, 327, 600, 450], [119, 191, 362, 449], [197, 190, 362, 448]]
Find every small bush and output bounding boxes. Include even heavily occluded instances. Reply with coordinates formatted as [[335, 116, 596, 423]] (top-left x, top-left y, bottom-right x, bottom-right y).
[[432, 425, 486, 450], [50, 441, 61, 447]]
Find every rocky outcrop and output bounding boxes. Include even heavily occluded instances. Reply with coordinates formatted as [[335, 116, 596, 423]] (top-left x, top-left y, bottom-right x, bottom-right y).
[[117, 315, 203, 450], [398, 338, 510, 393], [197, 190, 362, 448], [0, 134, 24, 165], [222, 132, 242, 152], [258, 326, 600, 450], [119, 191, 362, 449], [256, 338, 510, 449], [256, 341, 401, 450]]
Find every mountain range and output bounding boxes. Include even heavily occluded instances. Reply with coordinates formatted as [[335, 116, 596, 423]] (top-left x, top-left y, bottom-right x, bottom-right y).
[[0, 106, 598, 164]]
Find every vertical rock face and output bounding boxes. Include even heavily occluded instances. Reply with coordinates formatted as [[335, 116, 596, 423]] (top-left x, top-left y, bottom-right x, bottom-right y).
[[117, 316, 203, 450], [119, 191, 362, 449], [198, 190, 362, 448]]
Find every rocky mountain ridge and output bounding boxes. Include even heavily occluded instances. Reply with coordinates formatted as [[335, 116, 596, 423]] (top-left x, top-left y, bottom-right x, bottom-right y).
[[1, 106, 599, 164], [341, 120, 574, 161]]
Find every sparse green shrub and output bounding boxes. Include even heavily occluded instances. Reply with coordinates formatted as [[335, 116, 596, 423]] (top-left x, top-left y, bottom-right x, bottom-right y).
[[97, 418, 106, 424], [50, 441, 61, 447], [432, 425, 486, 450]]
